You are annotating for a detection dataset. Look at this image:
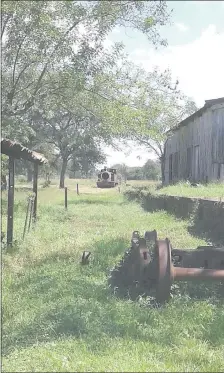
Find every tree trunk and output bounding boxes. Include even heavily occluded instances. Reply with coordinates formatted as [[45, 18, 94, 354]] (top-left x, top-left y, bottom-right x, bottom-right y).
[[27, 167, 33, 182], [59, 158, 68, 188]]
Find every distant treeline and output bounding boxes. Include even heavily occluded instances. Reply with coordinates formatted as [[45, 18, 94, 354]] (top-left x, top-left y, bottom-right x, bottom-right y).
[[110, 160, 161, 181]]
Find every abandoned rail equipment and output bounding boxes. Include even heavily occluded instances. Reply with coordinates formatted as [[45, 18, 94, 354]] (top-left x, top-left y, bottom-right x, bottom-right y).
[[97, 167, 118, 188], [108, 230, 224, 303]]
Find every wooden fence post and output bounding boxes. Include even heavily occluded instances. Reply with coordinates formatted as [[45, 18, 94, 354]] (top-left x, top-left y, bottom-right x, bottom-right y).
[[77, 183, 79, 195], [7, 156, 15, 246], [65, 187, 68, 209], [33, 163, 38, 222], [23, 198, 31, 240]]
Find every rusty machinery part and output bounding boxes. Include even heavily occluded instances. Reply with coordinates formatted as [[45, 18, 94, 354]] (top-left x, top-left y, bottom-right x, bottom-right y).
[[108, 230, 158, 296], [155, 239, 173, 303], [171, 247, 224, 269], [109, 229, 224, 304], [155, 239, 224, 303], [102, 171, 110, 180]]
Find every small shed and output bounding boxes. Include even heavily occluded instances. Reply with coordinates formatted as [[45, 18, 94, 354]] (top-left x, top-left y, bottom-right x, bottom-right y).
[[164, 97, 224, 184], [1, 138, 48, 245]]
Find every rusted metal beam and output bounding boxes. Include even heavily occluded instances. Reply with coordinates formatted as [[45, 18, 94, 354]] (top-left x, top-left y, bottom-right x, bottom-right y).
[[108, 229, 224, 304], [7, 156, 15, 246]]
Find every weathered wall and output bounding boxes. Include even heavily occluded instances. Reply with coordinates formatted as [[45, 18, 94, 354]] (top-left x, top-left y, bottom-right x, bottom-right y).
[[164, 103, 224, 184], [125, 189, 224, 245]]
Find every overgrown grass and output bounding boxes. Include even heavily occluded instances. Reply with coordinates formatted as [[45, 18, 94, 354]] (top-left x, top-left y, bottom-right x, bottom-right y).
[[125, 181, 224, 199], [2, 180, 224, 372], [156, 181, 224, 199]]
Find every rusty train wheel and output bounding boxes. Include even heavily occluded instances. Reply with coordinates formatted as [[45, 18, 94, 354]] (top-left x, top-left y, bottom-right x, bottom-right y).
[[155, 238, 173, 303]]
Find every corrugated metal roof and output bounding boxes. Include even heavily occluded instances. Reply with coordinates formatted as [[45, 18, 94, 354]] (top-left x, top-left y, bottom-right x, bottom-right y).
[[169, 97, 224, 133], [1, 139, 48, 165]]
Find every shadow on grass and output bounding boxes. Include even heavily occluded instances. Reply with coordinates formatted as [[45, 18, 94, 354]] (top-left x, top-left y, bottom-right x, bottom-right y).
[[187, 222, 224, 247], [126, 194, 224, 247], [3, 237, 224, 357]]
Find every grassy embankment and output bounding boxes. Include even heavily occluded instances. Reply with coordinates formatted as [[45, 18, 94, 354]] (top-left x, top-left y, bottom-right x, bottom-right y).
[[2, 178, 224, 372], [127, 180, 224, 199]]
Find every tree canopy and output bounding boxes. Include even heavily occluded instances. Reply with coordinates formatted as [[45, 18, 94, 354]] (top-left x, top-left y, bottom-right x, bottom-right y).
[[2, 1, 198, 186]]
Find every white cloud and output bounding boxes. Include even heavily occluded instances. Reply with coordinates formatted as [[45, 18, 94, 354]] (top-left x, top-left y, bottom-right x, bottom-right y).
[[102, 141, 157, 168], [175, 22, 189, 32], [105, 148, 157, 168], [130, 24, 224, 107]]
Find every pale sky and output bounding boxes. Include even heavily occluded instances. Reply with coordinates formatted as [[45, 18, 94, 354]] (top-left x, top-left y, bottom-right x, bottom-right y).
[[101, 1, 224, 168]]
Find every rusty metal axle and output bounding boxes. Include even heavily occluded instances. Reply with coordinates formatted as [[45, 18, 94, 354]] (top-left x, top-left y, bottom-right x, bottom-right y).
[[108, 230, 224, 303], [155, 238, 224, 302], [173, 267, 224, 281]]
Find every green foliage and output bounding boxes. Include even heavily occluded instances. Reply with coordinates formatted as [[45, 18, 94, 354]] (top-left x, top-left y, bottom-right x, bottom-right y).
[[2, 0, 170, 121], [143, 159, 161, 180], [68, 140, 106, 178], [2, 0, 183, 188], [42, 179, 51, 188], [16, 175, 27, 184], [112, 159, 161, 181]]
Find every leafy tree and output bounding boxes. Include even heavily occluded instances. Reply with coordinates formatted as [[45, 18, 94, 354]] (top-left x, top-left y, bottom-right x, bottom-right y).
[[126, 167, 144, 180], [1, 0, 174, 188], [1, 0, 171, 123], [30, 85, 112, 188], [111, 163, 129, 182], [143, 159, 161, 180], [103, 62, 198, 184], [68, 139, 106, 178]]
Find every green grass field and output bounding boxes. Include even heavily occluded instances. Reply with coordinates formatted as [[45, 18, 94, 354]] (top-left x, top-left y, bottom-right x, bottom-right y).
[[2, 179, 224, 372]]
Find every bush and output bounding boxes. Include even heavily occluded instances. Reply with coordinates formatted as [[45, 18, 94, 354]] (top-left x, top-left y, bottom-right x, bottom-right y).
[[42, 180, 51, 188], [17, 175, 27, 183]]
